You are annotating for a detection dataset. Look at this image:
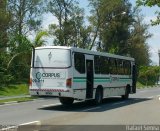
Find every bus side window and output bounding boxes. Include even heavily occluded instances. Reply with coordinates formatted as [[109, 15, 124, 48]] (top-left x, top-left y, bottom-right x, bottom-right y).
[[109, 58, 117, 75], [74, 53, 85, 74], [100, 56, 104, 74], [94, 56, 100, 74], [123, 61, 131, 75], [101, 57, 109, 74], [105, 57, 110, 74], [117, 59, 124, 75]]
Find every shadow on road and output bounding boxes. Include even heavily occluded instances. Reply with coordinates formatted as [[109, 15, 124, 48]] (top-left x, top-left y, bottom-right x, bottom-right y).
[[38, 97, 151, 112]]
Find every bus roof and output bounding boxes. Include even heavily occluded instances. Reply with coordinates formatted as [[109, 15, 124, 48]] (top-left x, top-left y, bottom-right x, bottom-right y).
[[35, 46, 135, 61]]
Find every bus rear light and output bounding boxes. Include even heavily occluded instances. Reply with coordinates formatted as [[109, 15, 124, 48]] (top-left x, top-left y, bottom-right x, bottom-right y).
[[29, 78, 32, 87], [66, 78, 72, 87]]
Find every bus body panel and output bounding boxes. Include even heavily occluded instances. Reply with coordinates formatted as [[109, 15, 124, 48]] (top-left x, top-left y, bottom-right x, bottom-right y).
[[72, 69, 87, 100], [30, 68, 74, 97], [30, 47, 74, 97], [29, 46, 136, 102], [94, 74, 131, 98]]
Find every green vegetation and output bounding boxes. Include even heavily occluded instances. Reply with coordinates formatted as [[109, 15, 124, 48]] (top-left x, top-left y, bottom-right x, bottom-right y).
[[0, 84, 29, 96], [0, 0, 159, 90], [138, 66, 160, 87], [0, 97, 35, 104], [136, 82, 146, 89]]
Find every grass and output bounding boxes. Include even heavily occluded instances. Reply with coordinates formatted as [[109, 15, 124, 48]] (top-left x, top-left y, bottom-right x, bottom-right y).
[[0, 84, 29, 96], [136, 81, 160, 89], [136, 82, 146, 89], [0, 97, 35, 104]]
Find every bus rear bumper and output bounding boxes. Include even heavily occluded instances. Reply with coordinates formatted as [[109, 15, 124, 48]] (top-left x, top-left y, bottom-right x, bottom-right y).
[[29, 89, 73, 97]]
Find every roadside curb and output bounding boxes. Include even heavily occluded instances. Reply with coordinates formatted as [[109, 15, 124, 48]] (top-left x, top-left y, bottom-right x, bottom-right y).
[[4, 101, 18, 104], [0, 99, 35, 106], [0, 121, 41, 131], [137, 86, 160, 89], [0, 101, 18, 106]]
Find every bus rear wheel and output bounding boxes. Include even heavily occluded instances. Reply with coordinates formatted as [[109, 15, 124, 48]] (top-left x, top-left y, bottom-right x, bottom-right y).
[[122, 86, 130, 100], [59, 97, 74, 105], [95, 88, 103, 104]]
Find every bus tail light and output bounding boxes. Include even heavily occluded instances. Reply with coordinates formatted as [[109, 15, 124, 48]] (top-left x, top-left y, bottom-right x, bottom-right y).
[[29, 78, 32, 87], [66, 78, 72, 88]]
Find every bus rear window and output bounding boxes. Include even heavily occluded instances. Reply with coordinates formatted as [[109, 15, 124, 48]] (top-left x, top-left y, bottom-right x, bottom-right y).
[[33, 49, 71, 68]]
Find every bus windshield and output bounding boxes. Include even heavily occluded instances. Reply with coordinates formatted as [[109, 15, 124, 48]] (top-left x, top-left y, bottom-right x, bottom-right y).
[[33, 48, 71, 68]]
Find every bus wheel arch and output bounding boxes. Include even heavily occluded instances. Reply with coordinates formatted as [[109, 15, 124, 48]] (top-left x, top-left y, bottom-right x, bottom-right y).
[[95, 85, 103, 104]]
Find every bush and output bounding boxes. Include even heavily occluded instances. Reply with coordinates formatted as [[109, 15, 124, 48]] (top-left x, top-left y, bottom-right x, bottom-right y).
[[0, 72, 15, 87], [138, 66, 160, 86]]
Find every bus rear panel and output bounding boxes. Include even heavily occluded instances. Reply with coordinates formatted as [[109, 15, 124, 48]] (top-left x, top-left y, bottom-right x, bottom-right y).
[[29, 47, 73, 98]]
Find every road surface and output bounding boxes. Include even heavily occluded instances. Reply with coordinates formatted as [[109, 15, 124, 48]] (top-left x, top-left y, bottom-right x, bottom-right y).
[[0, 87, 160, 130]]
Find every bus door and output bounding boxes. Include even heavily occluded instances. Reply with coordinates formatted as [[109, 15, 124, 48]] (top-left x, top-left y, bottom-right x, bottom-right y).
[[86, 59, 94, 99], [132, 64, 137, 93]]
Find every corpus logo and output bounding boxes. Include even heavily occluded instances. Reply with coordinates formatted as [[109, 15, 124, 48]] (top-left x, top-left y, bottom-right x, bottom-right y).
[[35, 72, 61, 79], [36, 72, 42, 79]]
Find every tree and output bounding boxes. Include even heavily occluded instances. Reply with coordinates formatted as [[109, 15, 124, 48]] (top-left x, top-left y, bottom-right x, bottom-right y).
[[7, 0, 44, 36], [33, 31, 49, 47], [88, 0, 133, 53], [6, 31, 48, 83], [88, 0, 121, 50], [129, 8, 151, 66], [89, 0, 151, 66], [48, 0, 76, 46], [0, 0, 11, 52], [48, 0, 92, 48], [0, 0, 13, 86], [138, 66, 160, 86], [136, 0, 160, 25], [100, 0, 133, 55]]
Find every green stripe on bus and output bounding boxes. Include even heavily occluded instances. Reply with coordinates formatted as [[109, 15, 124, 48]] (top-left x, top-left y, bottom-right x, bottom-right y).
[[119, 79, 131, 81], [119, 78, 131, 79], [73, 77, 86, 83], [94, 79, 110, 82], [73, 77, 132, 83], [94, 77, 110, 79], [73, 77, 86, 79], [94, 77, 110, 83], [73, 79, 86, 82]]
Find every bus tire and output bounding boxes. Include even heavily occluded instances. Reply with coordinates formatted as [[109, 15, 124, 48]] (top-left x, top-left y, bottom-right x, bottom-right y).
[[59, 97, 74, 105], [122, 86, 130, 100], [95, 88, 103, 104]]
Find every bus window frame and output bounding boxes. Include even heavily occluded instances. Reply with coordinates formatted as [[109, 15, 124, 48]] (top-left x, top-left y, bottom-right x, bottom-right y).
[[74, 52, 86, 74], [32, 48, 72, 69]]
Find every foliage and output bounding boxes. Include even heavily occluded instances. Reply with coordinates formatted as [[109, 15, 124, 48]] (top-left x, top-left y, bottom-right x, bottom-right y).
[[34, 31, 49, 47], [0, 0, 155, 88], [0, 31, 48, 87], [0, 52, 14, 87], [88, 0, 150, 66], [136, 0, 160, 25], [129, 8, 151, 66], [0, 0, 12, 52], [48, 0, 92, 48], [0, 84, 29, 96], [138, 66, 160, 86], [100, 0, 133, 55], [88, 0, 122, 50], [7, 0, 44, 36]]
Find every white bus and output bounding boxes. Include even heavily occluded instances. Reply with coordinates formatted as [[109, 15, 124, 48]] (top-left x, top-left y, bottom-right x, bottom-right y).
[[29, 46, 136, 105]]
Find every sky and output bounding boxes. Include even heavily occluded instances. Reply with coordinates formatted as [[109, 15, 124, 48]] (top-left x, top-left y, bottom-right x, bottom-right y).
[[42, 0, 160, 65]]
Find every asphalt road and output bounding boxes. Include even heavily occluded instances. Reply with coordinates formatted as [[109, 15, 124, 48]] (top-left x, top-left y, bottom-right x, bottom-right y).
[[0, 87, 160, 130]]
